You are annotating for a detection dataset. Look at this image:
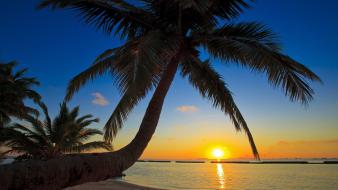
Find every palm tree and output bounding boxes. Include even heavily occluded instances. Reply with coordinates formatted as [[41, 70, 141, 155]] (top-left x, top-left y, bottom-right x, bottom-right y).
[[0, 61, 41, 168], [4, 102, 112, 160], [0, 1, 320, 189], [0, 61, 41, 127]]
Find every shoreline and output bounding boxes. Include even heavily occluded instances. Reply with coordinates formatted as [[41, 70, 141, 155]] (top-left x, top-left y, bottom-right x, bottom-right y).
[[64, 179, 165, 190]]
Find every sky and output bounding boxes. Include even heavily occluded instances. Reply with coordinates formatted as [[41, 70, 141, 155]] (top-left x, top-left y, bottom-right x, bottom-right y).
[[1, 0, 338, 159]]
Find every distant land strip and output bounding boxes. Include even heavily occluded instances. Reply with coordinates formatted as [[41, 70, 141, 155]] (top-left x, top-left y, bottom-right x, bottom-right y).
[[136, 160, 338, 164]]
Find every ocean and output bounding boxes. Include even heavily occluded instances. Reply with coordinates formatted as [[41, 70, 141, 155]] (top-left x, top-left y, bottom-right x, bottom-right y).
[[122, 162, 338, 190]]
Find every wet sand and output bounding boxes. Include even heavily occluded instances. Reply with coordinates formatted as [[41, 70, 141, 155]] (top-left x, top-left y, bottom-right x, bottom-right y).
[[64, 179, 164, 190]]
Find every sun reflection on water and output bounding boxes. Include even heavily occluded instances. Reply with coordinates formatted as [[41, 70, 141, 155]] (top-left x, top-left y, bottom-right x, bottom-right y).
[[216, 163, 225, 189]]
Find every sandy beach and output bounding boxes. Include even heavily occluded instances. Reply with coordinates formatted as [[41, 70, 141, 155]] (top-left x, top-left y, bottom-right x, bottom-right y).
[[64, 179, 164, 190]]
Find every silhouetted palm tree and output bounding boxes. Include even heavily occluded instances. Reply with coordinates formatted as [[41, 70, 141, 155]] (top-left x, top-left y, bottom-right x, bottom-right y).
[[0, 1, 320, 189], [0, 61, 41, 127], [43, 0, 321, 159], [4, 102, 112, 160]]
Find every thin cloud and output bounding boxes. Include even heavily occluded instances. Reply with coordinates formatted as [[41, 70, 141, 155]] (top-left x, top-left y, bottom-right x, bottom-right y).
[[176, 105, 198, 113], [277, 139, 338, 145], [91, 92, 109, 106]]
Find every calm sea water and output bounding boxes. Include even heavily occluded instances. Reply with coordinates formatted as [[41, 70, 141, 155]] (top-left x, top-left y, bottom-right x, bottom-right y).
[[122, 162, 338, 190]]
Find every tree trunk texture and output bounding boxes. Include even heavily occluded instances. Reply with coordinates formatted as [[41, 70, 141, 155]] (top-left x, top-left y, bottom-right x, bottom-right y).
[[0, 55, 181, 190]]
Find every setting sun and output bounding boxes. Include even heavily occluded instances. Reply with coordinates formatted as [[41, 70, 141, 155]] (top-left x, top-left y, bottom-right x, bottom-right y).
[[210, 147, 231, 160], [213, 148, 224, 159]]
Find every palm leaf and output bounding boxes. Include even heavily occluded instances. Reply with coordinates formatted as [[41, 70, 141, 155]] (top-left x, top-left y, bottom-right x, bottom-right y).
[[194, 22, 321, 104], [77, 128, 103, 141], [104, 79, 153, 142], [102, 31, 178, 142], [66, 141, 112, 153], [65, 56, 112, 100], [181, 55, 260, 159], [39, 0, 153, 37]]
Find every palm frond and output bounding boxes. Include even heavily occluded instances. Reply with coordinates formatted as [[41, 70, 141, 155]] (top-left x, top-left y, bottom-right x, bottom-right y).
[[181, 55, 260, 159], [66, 141, 112, 153], [146, 0, 252, 33], [69, 105, 80, 120], [77, 128, 103, 141], [24, 115, 48, 140], [65, 35, 162, 100], [0, 62, 41, 125], [104, 79, 153, 142], [9, 124, 36, 135], [66, 31, 177, 142], [0, 127, 22, 142], [207, 0, 252, 20], [78, 118, 99, 129], [23, 89, 42, 103], [76, 115, 94, 124], [194, 22, 321, 104], [13, 68, 28, 79], [39, 0, 154, 38], [11, 123, 49, 146], [4, 127, 42, 156], [102, 31, 178, 142], [193, 22, 281, 50], [39, 102, 53, 135], [65, 56, 111, 101]]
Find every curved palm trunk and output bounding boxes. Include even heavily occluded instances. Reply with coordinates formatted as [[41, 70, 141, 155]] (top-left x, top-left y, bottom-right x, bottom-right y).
[[0, 56, 180, 190], [114, 54, 181, 170]]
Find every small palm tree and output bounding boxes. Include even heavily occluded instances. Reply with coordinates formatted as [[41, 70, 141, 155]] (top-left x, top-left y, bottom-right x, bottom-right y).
[[4, 102, 112, 160], [0, 61, 41, 127]]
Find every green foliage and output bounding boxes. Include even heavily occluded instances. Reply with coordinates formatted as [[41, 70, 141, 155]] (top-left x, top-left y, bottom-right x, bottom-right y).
[[3, 102, 112, 160], [40, 0, 321, 159]]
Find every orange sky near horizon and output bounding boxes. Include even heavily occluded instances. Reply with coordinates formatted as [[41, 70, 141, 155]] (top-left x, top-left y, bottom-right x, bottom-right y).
[[138, 139, 338, 160], [102, 116, 338, 160]]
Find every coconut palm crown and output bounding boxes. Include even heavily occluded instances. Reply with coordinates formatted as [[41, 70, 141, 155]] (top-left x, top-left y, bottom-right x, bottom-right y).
[[4, 102, 112, 160], [0, 61, 41, 127], [39, 0, 321, 160]]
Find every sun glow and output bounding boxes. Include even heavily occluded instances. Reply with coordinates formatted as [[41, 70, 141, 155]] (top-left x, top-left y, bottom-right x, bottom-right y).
[[209, 147, 231, 160], [213, 148, 224, 159]]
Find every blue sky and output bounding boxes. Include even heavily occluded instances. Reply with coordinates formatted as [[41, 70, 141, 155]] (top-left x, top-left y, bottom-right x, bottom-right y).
[[1, 0, 338, 158]]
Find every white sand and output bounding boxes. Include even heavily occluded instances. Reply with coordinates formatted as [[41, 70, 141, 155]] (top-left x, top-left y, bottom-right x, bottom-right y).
[[64, 179, 164, 190]]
